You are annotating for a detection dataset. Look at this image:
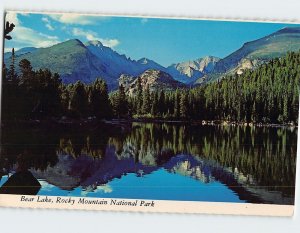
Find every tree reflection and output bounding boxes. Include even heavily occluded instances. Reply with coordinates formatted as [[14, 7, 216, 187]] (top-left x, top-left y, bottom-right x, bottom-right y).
[[0, 123, 297, 203]]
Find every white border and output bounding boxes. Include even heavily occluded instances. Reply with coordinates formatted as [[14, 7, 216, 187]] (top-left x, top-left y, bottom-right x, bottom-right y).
[[0, 10, 299, 217], [5, 10, 300, 25], [1, 1, 300, 232], [0, 195, 294, 216]]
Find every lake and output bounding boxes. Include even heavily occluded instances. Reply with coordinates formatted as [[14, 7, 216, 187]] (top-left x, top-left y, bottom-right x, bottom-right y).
[[0, 122, 297, 205]]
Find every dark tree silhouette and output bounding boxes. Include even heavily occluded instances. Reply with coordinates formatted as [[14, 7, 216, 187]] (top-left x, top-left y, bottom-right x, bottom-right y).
[[4, 21, 15, 40]]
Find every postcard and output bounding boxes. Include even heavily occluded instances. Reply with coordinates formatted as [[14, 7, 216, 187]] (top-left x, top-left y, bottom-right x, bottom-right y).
[[0, 11, 299, 216]]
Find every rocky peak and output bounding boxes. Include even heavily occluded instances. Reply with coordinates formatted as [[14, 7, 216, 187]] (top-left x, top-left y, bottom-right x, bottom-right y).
[[119, 69, 185, 96]]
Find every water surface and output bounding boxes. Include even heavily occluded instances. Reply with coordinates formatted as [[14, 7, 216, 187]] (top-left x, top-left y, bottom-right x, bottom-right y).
[[0, 123, 297, 204]]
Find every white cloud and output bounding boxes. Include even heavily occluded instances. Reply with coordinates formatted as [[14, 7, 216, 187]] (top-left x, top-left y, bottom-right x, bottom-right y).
[[42, 17, 49, 23], [5, 12, 60, 48], [5, 12, 32, 26], [4, 47, 20, 53], [72, 27, 120, 48], [5, 12, 20, 26], [46, 24, 54, 31], [12, 26, 60, 47], [42, 17, 55, 31], [49, 13, 106, 25], [101, 39, 119, 48], [141, 18, 149, 24]]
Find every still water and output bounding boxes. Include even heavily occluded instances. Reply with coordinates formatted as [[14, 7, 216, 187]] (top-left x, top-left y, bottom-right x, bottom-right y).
[[0, 122, 297, 204]]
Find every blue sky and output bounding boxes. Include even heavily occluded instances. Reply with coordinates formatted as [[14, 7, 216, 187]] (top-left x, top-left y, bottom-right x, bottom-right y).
[[5, 12, 300, 66]]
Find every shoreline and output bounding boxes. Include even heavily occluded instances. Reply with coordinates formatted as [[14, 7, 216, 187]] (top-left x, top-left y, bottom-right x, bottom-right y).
[[129, 118, 298, 128], [1, 117, 298, 130]]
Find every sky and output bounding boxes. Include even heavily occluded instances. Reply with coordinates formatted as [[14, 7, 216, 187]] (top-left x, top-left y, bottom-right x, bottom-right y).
[[4, 11, 300, 67]]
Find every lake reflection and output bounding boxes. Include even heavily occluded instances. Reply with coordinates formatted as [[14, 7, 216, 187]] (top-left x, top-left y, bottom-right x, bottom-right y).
[[0, 123, 297, 204]]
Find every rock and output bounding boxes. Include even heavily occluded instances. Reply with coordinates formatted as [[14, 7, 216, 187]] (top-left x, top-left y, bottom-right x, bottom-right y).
[[0, 170, 41, 195]]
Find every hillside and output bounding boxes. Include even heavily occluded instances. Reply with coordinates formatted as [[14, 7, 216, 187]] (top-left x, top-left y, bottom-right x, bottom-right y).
[[200, 26, 300, 83], [5, 39, 118, 88], [4, 47, 37, 60]]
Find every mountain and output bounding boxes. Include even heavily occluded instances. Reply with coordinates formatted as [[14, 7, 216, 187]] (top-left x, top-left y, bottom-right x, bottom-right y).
[[119, 69, 186, 96], [4, 39, 171, 90], [5, 26, 300, 89], [201, 26, 300, 83], [166, 56, 220, 83], [4, 47, 37, 60], [4, 39, 119, 87], [85, 40, 166, 78], [4, 39, 195, 90], [4, 39, 222, 88]]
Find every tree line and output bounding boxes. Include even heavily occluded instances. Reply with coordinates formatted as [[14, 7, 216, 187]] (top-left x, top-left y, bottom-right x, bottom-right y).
[[2, 49, 300, 125], [2, 54, 112, 121], [127, 51, 300, 124], [123, 51, 299, 124], [201, 52, 300, 124]]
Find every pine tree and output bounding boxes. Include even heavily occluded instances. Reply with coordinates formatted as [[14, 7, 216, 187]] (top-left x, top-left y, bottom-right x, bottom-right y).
[[174, 89, 180, 118], [136, 77, 143, 115], [8, 48, 17, 80], [158, 90, 165, 115], [61, 86, 70, 113], [151, 91, 159, 116], [19, 59, 33, 83], [70, 81, 88, 118], [115, 84, 128, 118], [282, 94, 289, 123], [142, 85, 151, 114], [90, 78, 111, 119], [110, 92, 120, 118], [180, 92, 188, 118], [99, 80, 111, 118]]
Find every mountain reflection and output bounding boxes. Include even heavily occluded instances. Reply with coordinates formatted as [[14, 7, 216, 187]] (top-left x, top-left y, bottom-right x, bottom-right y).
[[0, 123, 297, 204]]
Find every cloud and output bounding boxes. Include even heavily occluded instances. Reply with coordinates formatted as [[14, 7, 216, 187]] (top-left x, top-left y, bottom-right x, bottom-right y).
[[5, 12, 60, 48], [4, 47, 20, 53], [12, 26, 60, 47], [49, 13, 106, 25], [5, 12, 20, 26], [5, 12, 31, 26], [46, 24, 54, 31], [141, 18, 149, 24], [72, 27, 120, 48], [42, 17, 49, 22], [42, 17, 55, 31]]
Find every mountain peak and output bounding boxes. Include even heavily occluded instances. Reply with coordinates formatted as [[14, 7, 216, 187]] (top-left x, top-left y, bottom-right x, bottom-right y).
[[201, 55, 220, 60], [85, 40, 104, 47], [166, 56, 220, 83], [57, 39, 85, 48]]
